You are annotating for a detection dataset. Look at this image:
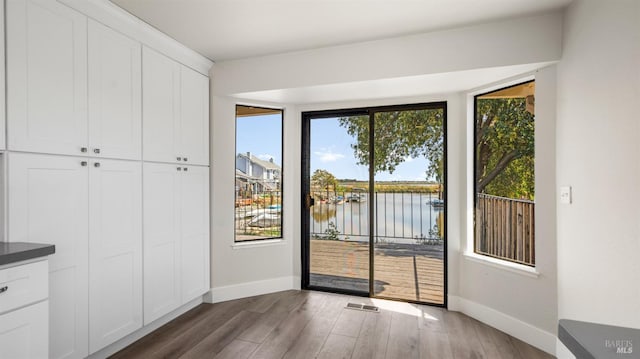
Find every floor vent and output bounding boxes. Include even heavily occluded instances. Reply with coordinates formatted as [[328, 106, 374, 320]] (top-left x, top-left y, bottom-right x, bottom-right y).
[[345, 303, 380, 313]]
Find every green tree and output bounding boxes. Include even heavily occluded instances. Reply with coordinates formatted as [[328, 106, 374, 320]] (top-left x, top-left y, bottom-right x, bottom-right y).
[[338, 109, 444, 183], [476, 97, 534, 199], [337, 99, 534, 200], [311, 169, 338, 199]]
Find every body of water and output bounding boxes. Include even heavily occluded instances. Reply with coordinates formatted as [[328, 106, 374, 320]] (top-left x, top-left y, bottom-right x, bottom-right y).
[[310, 192, 444, 244]]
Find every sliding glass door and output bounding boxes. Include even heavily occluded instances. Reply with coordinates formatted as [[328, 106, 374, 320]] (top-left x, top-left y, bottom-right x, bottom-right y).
[[303, 112, 371, 295], [372, 108, 446, 304], [302, 103, 447, 306]]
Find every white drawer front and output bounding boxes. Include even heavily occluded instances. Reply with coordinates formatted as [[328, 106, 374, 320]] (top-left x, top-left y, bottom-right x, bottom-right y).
[[0, 260, 48, 314], [0, 300, 48, 359]]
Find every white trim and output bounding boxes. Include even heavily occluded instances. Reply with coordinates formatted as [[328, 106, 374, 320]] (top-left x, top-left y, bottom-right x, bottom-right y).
[[235, 101, 285, 111], [231, 238, 286, 249], [204, 276, 299, 303], [466, 73, 537, 97], [57, 0, 213, 75], [448, 295, 556, 356], [87, 297, 203, 358], [556, 338, 577, 359], [464, 72, 544, 257], [463, 252, 540, 278]]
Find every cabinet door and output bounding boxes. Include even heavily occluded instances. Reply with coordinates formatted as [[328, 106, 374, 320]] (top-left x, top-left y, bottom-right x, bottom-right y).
[[180, 66, 209, 166], [8, 153, 89, 359], [0, 301, 49, 359], [6, 0, 88, 156], [180, 165, 210, 303], [88, 20, 142, 160], [143, 47, 180, 164], [0, 1, 5, 150], [143, 163, 181, 324], [89, 159, 142, 353]]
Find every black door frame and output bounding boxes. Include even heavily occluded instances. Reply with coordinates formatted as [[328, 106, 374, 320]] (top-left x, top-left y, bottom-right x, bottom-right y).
[[301, 102, 448, 308]]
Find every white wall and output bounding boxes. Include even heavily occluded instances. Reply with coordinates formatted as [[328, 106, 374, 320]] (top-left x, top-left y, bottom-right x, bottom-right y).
[[208, 94, 300, 302], [213, 12, 562, 96], [556, 0, 640, 331], [452, 66, 558, 355], [208, 8, 564, 354]]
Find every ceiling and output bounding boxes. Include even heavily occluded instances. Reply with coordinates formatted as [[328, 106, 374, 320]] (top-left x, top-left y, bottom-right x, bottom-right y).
[[233, 62, 549, 104], [110, 0, 572, 62]]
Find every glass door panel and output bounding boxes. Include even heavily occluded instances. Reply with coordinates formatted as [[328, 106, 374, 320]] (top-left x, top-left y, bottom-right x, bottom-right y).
[[372, 108, 445, 304], [307, 115, 370, 294]]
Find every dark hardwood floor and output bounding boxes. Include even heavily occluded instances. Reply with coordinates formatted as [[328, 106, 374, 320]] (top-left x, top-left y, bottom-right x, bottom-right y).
[[110, 290, 554, 359]]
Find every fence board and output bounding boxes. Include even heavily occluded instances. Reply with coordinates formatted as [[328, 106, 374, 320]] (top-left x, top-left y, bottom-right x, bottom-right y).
[[475, 194, 535, 266]]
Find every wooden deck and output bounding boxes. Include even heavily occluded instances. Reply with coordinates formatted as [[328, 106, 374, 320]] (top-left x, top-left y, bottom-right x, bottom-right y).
[[310, 240, 444, 304]]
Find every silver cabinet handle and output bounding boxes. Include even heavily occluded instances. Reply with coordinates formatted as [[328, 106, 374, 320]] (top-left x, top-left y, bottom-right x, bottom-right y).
[[0, 286, 8, 294], [81, 147, 88, 153], [81, 161, 88, 167], [93, 148, 100, 154], [94, 162, 101, 168], [177, 167, 182, 171]]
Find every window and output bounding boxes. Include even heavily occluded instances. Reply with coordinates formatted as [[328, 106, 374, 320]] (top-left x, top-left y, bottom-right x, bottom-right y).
[[474, 81, 535, 266], [235, 105, 283, 242]]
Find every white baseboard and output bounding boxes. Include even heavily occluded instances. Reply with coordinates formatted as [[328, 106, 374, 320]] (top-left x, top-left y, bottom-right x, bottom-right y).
[[88, 297, 203, 359], [556, 338, 576, 359], [205, 276, 300, 303], [448, 295, 557, 356]]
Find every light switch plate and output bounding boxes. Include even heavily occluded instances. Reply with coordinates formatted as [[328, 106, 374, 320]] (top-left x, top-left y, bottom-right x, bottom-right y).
[[560, 186, 572, 204]]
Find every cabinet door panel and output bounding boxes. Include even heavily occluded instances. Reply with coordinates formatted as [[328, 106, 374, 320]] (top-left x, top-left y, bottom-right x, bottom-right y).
[[88, 20, 142, 160], [8, 153, 89, 359], [180, 66, 209, 166], [89, 159, 142, 352], [143, 47, 180, 164], [6, 0, 87, 156], [0, 1, 5, 150], [180, 166, 210, 303], [143, 163, 181, 324], [0, 301, 48, 359]]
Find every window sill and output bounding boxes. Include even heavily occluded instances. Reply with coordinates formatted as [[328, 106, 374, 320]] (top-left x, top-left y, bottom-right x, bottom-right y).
[[463, 252, 540, 278], [231, 238, 285, 250]]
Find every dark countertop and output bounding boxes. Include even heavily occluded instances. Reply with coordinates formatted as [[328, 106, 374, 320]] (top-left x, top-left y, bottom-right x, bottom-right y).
[[559, 319, 639, 359], [0, 242, 55, 266]]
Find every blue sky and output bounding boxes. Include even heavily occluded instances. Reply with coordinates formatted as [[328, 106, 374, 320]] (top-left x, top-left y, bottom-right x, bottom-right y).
[[236, 114, 283, 165], [310, 117, 431, 181], [236, 114, 432, 181]]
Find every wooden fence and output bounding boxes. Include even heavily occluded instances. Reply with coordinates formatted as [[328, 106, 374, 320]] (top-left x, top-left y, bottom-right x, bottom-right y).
[[475, 193, 535, 266]]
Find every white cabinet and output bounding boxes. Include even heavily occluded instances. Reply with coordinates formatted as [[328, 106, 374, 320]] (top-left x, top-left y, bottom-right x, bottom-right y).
[[143, 163, 209, 324], [143, 162, 181, 324], [142, 48, 181, 165], [179, 165, 210, 303], [8, 153, 89, 359], [0, 260, 50, 359], [88, 20, 142, 160], [8, 153, 146, 357], [6, 0, 88, 156], [88, 159, 142, 353], [0, 300, 48, 359], [6, 2, 144, 160], [143, 47, 209, 166], [0, 260, 48, 314], [5, 2, 210, 355], [0, 0, 6, 150], [179, 66, 210, 166]]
